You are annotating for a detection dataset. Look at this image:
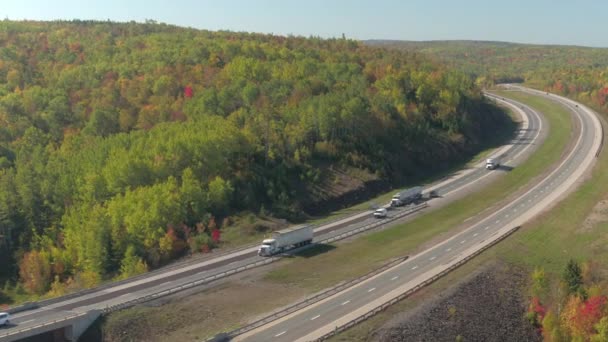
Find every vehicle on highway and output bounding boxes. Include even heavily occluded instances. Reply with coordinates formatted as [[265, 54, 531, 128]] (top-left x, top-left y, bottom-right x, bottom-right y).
[[0, 312, 10, 326], [373, 208, 388, 218], [257, 224, 313, 256], [485, 158, 500, 170], [390, 186, 423, 207]]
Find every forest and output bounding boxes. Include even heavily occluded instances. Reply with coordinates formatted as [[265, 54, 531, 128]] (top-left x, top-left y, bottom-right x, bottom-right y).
[[366, 40, 608, 112], [0, 20, 510, 299]]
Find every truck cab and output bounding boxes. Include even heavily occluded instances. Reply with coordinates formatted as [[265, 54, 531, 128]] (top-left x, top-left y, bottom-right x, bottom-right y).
[[258, 239, 277, 256], [390, 197, 402, 207], [485, 158, 500, 170]]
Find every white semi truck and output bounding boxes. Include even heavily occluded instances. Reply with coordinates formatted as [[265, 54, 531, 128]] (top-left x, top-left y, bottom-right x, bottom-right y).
[[257, 224, 314, 256], [390, 186, 423, 207]]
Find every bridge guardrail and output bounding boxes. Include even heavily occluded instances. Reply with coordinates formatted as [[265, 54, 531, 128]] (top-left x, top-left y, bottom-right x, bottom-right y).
[[0, 312, 86, 339]]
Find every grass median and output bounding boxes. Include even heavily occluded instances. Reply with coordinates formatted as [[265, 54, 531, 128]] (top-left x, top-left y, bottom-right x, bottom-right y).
[[264, 90, 571, 291], [330, 91, 608, 341]]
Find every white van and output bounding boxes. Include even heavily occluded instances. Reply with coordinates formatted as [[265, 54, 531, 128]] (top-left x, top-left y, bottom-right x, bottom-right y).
[[485, 158, 500, 170], [0, 312, 10, 326]]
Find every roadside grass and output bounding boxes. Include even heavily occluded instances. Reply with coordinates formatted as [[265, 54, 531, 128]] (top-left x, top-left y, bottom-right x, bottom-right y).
[[329, 92, 608, 341], [264, 91, 570, 291]]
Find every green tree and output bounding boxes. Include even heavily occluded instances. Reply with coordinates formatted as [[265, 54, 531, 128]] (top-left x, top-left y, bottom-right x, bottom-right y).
[[563, 259, 583, 296], [119, 245, 148, 280]]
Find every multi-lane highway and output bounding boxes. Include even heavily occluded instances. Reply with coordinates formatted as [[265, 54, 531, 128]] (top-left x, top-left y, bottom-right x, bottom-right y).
[[1, 87, 548, 341], [235, 87, 602, 342]]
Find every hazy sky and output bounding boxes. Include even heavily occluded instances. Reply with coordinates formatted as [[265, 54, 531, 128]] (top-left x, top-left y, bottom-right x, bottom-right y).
[[3, 0, 608, 47]]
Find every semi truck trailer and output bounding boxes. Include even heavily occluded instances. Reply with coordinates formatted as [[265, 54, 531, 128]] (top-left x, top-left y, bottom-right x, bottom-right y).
[[390, 186, 423, 207], [257, 224, 314, 256]]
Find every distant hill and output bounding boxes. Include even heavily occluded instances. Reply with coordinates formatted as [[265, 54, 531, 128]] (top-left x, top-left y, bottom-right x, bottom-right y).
[[364, 39, 608, 82]]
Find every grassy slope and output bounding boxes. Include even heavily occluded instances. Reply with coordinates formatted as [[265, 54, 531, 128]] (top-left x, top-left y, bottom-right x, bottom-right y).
[[331, 91, 608, 341]]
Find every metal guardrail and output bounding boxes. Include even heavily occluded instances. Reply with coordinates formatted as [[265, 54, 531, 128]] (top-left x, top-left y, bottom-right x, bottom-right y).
[[100, 203, 428, 315], [313, 225, 521, 341], [219, 256, 410, 340], [0, 312, 86, 339]]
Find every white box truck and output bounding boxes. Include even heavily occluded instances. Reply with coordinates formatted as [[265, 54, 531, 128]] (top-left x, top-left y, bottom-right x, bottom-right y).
[[390, 186, 423, 207], [258, 224, 314, 256]]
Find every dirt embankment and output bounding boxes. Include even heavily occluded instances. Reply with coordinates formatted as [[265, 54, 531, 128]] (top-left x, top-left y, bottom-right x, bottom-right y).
[[372, 263, 541, 342]]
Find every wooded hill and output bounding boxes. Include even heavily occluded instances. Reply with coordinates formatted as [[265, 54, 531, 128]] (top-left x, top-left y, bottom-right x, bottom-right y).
[[365, 40, 608, 112], [0, 21, 510, 297]]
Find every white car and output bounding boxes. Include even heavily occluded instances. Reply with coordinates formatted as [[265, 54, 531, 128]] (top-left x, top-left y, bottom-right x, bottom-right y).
[[485, 158, 500, 170], [0, 312, 10, 326], [373, 208, 387, 218]]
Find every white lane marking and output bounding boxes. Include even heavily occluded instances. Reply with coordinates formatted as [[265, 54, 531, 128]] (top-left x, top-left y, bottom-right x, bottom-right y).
[[484, 226, 490, 230], [275, 331, 286, 337], [391, 276, 399, 280], [311, 314, 320, 321], [158, 281, 171, 288], [495, 220, 501, 224], [430, 256, 436, 261], [528, 199, 532, 203], [473, 233, 478, 237], [446, 248, 452, 252], [368, 287, 376, 293], [412, 265, 418, 270], [341, 300, 351, 305], [505, 214, 510, 218], [460, 240, 466, 244], [20, 319, 34, 324], [514, 208, 518, 212]]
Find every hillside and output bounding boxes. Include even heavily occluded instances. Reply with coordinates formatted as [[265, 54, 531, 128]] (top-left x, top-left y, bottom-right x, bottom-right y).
[[365, 39, 608, 113], [0, 21, 512, 299]]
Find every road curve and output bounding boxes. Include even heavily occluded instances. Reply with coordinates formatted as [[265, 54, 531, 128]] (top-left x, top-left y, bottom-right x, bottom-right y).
[[235, 87, 602, 342], [0, 90, 544, 340]]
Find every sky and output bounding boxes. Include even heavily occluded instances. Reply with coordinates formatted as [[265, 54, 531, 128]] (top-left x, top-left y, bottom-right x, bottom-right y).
[[3, 0, 608, 47]]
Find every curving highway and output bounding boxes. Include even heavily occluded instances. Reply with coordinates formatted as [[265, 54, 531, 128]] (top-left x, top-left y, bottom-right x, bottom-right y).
[[1, 88, 547, 341], [235, 87, 603, 342]]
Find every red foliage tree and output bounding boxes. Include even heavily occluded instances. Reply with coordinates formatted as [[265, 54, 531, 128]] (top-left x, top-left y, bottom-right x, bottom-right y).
[[211, 229, 221, 243], [184, 86, 193, 98], [577, 295, 607, 336]]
